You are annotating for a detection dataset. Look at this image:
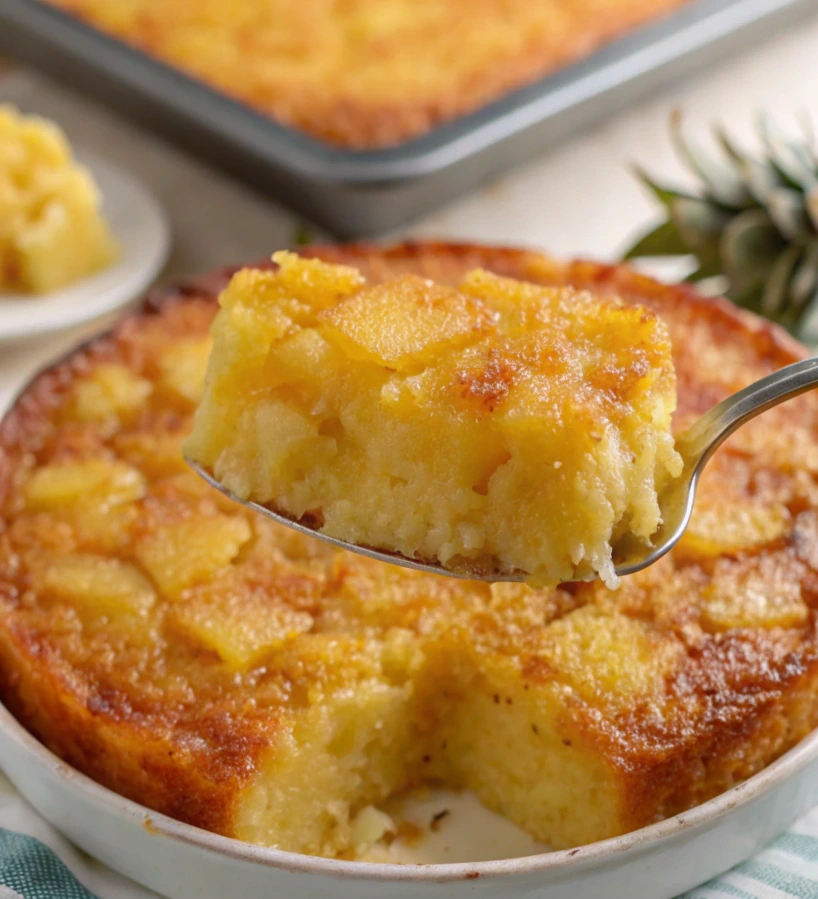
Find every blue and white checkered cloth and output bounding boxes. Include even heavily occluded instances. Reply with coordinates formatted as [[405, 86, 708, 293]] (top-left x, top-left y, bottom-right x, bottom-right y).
[[3, 769, 818, 899]]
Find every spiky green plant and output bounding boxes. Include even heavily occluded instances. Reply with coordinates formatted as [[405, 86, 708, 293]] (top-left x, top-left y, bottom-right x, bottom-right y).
[[624, 112, 818, 337]]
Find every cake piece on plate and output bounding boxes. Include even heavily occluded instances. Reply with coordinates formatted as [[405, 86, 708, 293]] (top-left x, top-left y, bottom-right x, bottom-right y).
[[0, 104, 118, 294]]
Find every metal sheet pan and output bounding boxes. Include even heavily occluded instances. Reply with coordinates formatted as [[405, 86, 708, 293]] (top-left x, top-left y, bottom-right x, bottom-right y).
[[1, 0, 814, 237]]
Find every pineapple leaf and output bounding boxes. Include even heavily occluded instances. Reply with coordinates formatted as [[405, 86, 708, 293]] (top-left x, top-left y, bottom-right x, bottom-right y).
[[758, 112, 817, 190], [728, 282, 764, 316], [714, 127, 772, 208], [626, 114, 818, 336], [798, 111, 817, 160], [713, 126, 746, 166], [719, 208, 781, 294], [685, 256, 724, 284], [806, 186, 818, 233], [684, 257, 725, 282], [790, 241, 818, 308], [761, 245, 802, 317], [766, 187, 810, 240], [632, 166, 695, 207], [740, 157, 783, 205], [623, 219, 689, 259], [670, 110, 751, 207], [796, 286, 818, 340], [671, 197, 729, 251], [670, 198, 727, 279]]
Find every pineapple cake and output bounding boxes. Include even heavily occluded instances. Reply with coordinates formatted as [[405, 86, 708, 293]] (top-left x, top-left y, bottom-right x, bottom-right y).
[[185, 252, 682, 587], [0, 104, 118, 294], [44, 0, 691, 149], [2, 243, 818, 860]]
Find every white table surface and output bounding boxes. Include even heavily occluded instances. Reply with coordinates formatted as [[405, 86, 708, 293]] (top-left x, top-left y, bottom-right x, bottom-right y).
[[1, 11, 818, 896]]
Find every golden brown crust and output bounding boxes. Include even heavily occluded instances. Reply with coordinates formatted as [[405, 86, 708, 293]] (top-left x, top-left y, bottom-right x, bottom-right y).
[[2, 241, 818, 848], [44, 0, 692, 148]]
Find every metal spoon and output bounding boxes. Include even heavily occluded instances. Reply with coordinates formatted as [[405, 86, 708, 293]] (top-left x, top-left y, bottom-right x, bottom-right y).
[[187, 355, 818, 583]]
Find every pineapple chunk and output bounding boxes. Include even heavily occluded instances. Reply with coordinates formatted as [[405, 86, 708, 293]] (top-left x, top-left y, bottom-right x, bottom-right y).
[[158, 336, 213, 404], [0, 104, 70, 171], [136, 514, 252, 600], [72, 364, 152, 424], [540, 606, 683, 700], [113, 426, 188, 479], [185, 267, 305, 464], [677, 501, 791, 559], [350, 806, 396, 855], [701, 553, 808, 631], [212, 398, 334, 501], [40, 554, 155, 616], [216, 269, 296, 364], [459, 268, 593, 333], [172, 577, 313, 671], [320, 274, 494, 370], [196, 252, 361, 409], [271, 250, 365, 308], [268, 328, 337, 386], [24, 458, 145, 511], [71, 504, 140, 554]]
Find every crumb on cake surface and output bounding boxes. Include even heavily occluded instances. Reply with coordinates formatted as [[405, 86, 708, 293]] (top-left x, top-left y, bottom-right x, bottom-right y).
[[186, 251, 682, 587], [2, 243, 818, 859]]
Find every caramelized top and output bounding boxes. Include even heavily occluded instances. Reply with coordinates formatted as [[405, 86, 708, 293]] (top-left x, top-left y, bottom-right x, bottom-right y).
[[312, 258, 677, 426]]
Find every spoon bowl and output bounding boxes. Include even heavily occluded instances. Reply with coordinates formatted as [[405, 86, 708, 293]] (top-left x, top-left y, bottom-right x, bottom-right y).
[[188, 355, 818, 583]]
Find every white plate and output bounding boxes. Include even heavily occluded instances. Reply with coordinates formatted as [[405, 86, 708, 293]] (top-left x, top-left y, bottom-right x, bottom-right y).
[[3, 698, 818, 899], [0, 154, 169, 342]]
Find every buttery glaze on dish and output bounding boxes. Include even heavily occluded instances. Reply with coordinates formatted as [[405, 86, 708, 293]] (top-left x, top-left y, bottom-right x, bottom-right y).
[[42, 0, 693, 148], [2, 243, 818, 860]]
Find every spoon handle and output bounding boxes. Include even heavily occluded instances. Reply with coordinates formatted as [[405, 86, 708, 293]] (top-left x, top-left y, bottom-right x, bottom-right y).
[[679, 355, 818, 469]]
